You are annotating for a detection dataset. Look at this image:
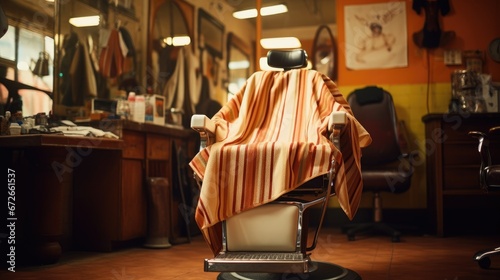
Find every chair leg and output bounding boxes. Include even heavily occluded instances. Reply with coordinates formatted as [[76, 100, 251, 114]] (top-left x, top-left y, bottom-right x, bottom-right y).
[[344, 192, 401, 242], [473, 246, 500, 269]]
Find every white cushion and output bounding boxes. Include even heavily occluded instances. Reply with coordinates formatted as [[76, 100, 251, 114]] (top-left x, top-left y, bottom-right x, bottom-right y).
[[226, 204, 299, 252]]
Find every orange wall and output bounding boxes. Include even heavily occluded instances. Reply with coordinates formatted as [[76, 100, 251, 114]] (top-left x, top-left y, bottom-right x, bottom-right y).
[[328, 0, 500, 210], [336, 0, 500, 85]]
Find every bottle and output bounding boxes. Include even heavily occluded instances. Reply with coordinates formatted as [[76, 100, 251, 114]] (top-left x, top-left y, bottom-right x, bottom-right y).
[[134, 95, 145, 123], [127, 92, 136, 121]]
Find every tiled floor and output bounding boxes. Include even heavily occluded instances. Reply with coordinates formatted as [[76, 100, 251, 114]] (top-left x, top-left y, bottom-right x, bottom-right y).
[[2, 228, 500, 280]]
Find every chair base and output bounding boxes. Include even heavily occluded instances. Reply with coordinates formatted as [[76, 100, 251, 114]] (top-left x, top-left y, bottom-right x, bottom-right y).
[[217, 262, 361, 280], [344, 222, 401, 242], [473, 246, 500, 269]]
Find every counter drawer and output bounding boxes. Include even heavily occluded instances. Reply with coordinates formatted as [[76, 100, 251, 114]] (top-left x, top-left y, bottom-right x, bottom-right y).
[[122, 131, 145, 159], [147, 134, 171, 160]]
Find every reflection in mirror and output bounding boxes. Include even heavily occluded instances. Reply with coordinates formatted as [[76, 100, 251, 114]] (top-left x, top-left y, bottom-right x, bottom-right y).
[[312, 25, 336, 81], [150, 0, 191, 93], [56, 0, 105, 115], [148, 0, 197, 127], [227, 32, 251, 101], [55, 0, 140, 118], [0, 0, 54, 117]]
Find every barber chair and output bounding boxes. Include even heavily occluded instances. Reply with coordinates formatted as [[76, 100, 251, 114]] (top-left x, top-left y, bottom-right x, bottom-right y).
[[189, 50, 370, 279], [343, 86, 414, 242], [470, 126, 500, 269]]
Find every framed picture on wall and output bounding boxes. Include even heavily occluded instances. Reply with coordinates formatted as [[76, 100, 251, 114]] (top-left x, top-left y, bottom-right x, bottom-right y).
[[198, 8, 224, 58], [344, 2, 407, 70]]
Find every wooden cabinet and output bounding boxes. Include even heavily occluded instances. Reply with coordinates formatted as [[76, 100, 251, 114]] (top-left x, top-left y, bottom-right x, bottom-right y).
[[120, 130, 146, 240], [114, 121, 197, 247], [423, 113, 500, 237]]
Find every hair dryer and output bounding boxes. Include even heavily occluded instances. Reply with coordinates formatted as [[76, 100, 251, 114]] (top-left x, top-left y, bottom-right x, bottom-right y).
[[0, 4, 8, 39]]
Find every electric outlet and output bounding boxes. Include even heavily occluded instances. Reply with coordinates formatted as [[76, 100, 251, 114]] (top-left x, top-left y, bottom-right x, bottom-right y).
[[444, 50, 462, 65]]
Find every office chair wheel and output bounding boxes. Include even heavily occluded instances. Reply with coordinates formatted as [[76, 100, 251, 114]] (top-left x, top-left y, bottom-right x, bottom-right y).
[[477, 257, 491, 269], [391, 233, 401, 243]]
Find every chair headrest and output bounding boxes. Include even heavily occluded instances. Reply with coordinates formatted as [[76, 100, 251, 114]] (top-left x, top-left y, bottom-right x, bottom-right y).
[[267, 49, 308, 70], [352, 86, 384, 105]]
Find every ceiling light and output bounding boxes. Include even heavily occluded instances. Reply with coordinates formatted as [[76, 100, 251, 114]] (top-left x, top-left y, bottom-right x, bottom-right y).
[[163, 36, 191, 46], [261, 4, 288, 16], [69, 15, 100, 27], [260, 37, 301, 49], [233, 4, 288, 19]]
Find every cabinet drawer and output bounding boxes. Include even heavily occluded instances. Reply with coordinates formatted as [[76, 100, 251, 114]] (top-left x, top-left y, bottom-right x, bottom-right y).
[[122, 131, 145, 159], [147, 134, 171, 159], [442, 118, 500, 141], [443, 166, 479, 190], [443, 142, 481, 166]]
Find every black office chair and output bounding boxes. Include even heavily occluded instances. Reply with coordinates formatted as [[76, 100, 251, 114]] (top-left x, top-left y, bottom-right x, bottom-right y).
[[470, 126, 500, 269], [343, 86, 414, 242]]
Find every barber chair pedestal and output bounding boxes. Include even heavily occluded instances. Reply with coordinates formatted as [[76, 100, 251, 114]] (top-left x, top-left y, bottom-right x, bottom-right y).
[[217, 262, 361, 280]]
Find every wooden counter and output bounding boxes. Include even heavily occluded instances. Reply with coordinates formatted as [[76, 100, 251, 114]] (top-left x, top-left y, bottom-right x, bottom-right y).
[[0, 121, 198, 264]]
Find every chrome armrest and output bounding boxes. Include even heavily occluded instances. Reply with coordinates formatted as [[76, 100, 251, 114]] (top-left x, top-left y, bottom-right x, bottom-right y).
[[191, 114, 216, 149], [302, 111, 347, 252], [328, 111, 347, 150]]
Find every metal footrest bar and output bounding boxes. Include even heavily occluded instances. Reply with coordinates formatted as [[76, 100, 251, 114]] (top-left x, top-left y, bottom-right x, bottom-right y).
[[205, 252, 311, 273]]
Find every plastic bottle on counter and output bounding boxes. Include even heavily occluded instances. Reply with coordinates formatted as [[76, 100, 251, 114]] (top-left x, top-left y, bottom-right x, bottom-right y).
[[127, 92, 136, 120], [134, 95, 146, 123]]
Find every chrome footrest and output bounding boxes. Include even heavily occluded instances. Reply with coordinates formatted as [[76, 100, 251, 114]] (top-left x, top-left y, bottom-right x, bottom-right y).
[[205, 252, 311, 273]]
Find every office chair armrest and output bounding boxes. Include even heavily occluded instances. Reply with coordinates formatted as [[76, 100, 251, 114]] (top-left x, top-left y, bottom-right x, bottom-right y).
[[469, 130, 489, 164], [489, 126, 500, 136], [191, 114, 216, 148]]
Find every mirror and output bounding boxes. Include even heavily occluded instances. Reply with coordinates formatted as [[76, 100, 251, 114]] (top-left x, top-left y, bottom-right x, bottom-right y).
[[312, 25, 336, 81], [227, 32, 251, 101], [0, 0, 55, 117], [198, 8, 224, 59], [148, 0, 194, 92], [55, 0, 141, 118]]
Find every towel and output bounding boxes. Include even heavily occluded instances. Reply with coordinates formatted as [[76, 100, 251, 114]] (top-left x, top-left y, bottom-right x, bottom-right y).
[[189, 69, 371, 254]]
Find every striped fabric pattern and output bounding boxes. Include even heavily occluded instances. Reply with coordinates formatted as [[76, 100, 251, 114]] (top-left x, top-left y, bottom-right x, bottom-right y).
[[189, 69, 371, 254]]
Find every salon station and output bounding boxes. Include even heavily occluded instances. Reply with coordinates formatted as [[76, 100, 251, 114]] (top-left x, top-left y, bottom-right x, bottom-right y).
[[1, 0, 500, 279]]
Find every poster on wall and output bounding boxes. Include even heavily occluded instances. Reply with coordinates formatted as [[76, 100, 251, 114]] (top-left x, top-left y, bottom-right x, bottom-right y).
[[344, 2, 407, 70]]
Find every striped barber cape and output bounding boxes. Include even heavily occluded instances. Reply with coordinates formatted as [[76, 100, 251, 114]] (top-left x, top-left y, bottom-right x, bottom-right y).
[[189, 69, 372, 255]]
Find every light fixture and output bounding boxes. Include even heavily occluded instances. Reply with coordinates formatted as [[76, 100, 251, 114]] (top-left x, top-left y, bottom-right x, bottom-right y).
[[228, 60, 250, 70], [163, 36, 191, 46], [69, 15, 100, 27], [260, 37, 301, 49], [233, 4, 288, 19]]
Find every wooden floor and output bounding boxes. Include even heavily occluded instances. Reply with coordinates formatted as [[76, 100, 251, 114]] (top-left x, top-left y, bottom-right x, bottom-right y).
[[2, 228, 500, 280]]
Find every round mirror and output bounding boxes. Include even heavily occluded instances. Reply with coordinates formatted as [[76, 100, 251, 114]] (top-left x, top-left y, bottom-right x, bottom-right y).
[[312, 25, 336, 81], [148, 0, 194, 91]]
